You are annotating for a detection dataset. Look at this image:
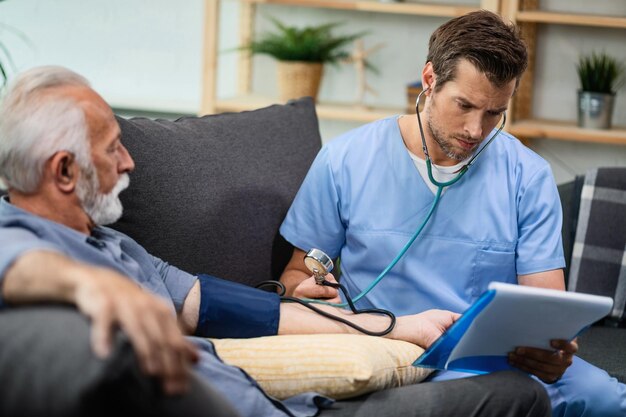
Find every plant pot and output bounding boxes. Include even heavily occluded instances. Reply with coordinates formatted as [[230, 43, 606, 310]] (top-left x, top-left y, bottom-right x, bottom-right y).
[[277, 61, 324, 102], [577, 91, 616, 130]]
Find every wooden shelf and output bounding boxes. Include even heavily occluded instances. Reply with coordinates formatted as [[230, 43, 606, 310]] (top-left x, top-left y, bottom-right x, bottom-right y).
[[515, 11, 626, 29], [202, 0, 500, 118], [204, 0, 624, 147], [244, 0, 481, 17], [508, 119, 626, 146], [214, 95, 403, 122], [502, 0, 626, 145]]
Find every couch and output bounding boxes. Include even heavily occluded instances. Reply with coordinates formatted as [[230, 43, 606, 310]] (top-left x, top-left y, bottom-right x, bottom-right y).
[[0, 97, 623, 416]]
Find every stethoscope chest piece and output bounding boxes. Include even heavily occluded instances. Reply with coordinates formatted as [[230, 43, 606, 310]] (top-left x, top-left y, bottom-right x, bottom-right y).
[[304, 249, 334, 285]]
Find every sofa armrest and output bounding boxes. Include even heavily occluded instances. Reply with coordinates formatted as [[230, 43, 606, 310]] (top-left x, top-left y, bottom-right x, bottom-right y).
[[0, 306, 239, 417]]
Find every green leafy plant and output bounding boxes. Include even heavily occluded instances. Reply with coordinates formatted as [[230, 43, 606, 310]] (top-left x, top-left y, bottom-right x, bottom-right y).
[[0, 4, 10, 87], [0, 45, 8, 87], [576, 51, 625, 94], [0, 0, 14, 87], [0, 0, 33, 90], [241, 17, 366, 65]]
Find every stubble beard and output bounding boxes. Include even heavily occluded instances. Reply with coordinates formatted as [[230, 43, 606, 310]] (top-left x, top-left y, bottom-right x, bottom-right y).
[[426, 115, 471, 162]]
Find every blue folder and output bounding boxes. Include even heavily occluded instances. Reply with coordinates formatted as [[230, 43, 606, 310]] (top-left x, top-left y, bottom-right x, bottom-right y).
[[413, 282, 614, 374]]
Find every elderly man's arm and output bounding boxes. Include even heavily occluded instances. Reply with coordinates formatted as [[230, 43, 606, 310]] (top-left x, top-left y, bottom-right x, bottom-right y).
[[278, 304, 458, 348], [179, 278, 458, 349], [2, 250, 199, 396]]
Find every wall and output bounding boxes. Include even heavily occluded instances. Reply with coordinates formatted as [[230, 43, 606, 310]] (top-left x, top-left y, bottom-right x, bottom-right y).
[[0, 0, 205, 113], [1, 0, 625, 183]]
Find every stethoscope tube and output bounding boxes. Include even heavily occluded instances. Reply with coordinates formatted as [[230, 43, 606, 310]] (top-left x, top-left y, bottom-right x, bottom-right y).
[[256, 280, 396, 336]]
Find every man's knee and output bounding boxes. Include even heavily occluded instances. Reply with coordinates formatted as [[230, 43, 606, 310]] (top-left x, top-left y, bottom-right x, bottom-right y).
[[547, 360, 626, 417], [468, 371, 551, 417], [504, 371, 552, 417]]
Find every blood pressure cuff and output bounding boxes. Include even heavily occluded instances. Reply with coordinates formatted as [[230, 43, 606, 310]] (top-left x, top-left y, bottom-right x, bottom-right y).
[[195, 274, 280, 338]]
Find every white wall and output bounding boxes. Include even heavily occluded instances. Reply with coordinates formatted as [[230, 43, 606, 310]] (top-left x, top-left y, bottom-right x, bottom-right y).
[[0, 0, 205, 113], [1, 0, 625, 183]]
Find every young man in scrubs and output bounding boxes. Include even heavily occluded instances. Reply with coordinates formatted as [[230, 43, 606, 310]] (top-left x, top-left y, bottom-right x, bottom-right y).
[[279, 10, 626, 417]]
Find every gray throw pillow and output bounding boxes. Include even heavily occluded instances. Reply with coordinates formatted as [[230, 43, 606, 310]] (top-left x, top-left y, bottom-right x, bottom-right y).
[[112, 98, 321, 286]]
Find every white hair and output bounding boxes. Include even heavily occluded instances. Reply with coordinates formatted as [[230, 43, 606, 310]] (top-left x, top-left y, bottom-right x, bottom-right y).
[[0, 66, 93, 192]]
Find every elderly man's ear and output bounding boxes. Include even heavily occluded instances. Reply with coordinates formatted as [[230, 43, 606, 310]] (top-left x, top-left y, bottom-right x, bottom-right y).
[[51, 151, 78, 193]]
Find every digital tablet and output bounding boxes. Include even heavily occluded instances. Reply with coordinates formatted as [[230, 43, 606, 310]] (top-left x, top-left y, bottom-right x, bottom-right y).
[[413, 282, 614, 374]]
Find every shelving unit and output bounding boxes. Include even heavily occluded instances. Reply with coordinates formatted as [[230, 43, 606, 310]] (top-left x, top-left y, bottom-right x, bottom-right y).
[[501, 0, 626, 146], [200, 0, 499, 122], [200, 0, 626, 146]]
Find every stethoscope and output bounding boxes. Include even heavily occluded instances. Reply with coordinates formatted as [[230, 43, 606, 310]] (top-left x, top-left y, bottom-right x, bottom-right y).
[[257, 248, 397, 336], [260, 87, 506, 336]]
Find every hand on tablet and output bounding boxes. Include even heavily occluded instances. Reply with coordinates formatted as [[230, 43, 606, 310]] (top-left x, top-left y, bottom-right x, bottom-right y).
[[508, 338, 578, 384]]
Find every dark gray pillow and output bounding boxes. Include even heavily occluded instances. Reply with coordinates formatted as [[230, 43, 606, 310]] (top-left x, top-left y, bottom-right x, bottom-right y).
[[112, 98, 321, 286]]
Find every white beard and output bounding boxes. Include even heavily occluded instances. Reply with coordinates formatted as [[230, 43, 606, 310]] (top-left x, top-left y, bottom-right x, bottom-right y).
[[76, 167, 129, 226]]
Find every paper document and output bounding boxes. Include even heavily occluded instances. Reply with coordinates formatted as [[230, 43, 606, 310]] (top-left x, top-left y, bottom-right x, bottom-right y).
[[413, 282, 613, 374]]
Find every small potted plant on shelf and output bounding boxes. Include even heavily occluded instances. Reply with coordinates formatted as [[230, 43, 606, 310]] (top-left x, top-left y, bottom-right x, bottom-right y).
[[576, 51, 624, 129], [240, 17, 366, 102]]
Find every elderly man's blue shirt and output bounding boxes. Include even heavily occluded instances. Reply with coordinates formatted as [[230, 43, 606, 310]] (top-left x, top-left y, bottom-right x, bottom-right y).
[[0, 197, 195, 311]]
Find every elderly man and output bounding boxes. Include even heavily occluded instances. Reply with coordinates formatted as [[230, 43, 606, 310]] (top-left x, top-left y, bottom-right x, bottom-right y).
[[0, 66, 550, 417]]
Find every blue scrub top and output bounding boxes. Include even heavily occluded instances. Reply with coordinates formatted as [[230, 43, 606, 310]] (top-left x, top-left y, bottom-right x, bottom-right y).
[[280, 116, 565, 315]]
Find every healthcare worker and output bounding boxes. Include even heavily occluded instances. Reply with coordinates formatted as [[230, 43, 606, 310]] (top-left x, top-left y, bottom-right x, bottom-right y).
[[279, 10, 626, 417]]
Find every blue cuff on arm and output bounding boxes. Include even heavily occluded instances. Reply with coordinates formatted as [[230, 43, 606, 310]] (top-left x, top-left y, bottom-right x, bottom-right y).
[[195, 274, 280, 338]]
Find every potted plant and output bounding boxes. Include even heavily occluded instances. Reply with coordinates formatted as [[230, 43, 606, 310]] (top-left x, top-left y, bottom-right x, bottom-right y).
[[576, 51, 625, 129], [241, 17, 365, 102]]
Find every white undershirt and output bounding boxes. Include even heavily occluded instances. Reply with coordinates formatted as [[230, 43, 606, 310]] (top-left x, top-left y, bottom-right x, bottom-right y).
[[407, 150, 469, 195]]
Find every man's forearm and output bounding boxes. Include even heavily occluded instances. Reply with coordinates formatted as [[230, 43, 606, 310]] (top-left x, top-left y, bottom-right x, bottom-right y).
[[2, 250, 85, 305], [277, 302, 389, 335], [278, 303, 457, 348]]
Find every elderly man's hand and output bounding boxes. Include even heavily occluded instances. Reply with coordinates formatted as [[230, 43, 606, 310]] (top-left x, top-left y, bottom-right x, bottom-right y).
[[392, 309, 460, 348], [74, 265, 199, 396], [508, 339, 577, 384]]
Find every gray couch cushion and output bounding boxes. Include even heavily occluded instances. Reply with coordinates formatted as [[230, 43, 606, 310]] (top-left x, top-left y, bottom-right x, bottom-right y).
[[112, 98, 321, 286], [577, 326, 626, 383]]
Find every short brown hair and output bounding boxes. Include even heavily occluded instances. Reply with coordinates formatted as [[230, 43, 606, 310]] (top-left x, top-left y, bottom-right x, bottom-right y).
[[426, 10, 528, 90]]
